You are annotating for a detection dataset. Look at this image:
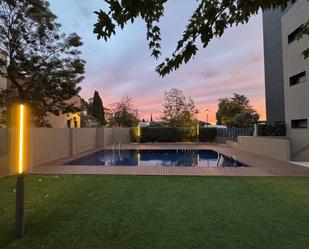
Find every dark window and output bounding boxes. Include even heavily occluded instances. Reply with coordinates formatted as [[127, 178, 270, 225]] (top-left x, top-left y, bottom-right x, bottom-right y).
[[292, 119, 308, 129], [290, 71, 306, 86], [67, 119, 71, 128], [288, 25, 303, 44]]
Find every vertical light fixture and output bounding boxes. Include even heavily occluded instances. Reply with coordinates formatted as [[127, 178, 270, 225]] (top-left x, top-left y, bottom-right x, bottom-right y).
[[18, 104, 24, 174], [15, 104, 26, 239], [137, 125, 141, 143]]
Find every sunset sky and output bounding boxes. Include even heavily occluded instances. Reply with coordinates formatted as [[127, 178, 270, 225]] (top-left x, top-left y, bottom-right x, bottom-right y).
[[50, 0, 266, 124]]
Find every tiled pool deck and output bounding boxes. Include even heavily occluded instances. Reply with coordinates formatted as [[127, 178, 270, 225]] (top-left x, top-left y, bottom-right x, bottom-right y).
[[33, 143, 309, 176]]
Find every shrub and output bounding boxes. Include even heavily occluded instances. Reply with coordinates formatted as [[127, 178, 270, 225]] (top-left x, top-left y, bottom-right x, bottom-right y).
[[199, 128, 217, 141], [140, 127, 184, 143], [130, 127, 218, 143], [257, 123, 286, 136]]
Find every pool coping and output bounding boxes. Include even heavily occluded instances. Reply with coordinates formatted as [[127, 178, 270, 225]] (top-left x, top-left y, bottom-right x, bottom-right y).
[[32, 143, 309, 176]]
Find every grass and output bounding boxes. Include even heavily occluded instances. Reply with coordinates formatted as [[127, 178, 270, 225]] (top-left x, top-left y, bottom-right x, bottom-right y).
[[0, 175, 309, 249]]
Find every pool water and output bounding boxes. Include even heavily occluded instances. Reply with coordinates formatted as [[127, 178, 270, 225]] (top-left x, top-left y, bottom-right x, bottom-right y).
[[65, 150, 248, 168]]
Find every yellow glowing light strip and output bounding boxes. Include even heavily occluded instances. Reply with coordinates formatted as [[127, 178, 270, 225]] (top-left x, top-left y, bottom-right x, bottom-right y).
[[18, 104, 24, 174], [137, 125, 141, 137]]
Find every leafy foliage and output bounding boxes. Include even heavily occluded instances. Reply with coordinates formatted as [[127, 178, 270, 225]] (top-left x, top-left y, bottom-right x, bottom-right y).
[[132, 127, 217, 143], [108, 95, 138, 127], [216, 93, 259, 128], [258, 122, 286, 136], [91, 91, 105, 126], [0, 0, 85, 126], [161, 88, 198, 127], [93, 0, 295, 76]]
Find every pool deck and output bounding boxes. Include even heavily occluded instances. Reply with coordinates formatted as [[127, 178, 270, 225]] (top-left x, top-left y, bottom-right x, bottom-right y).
[[32, 143, 309, 177]]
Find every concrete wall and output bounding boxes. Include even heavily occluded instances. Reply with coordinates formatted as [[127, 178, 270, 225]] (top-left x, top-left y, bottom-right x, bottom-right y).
[[0, 127, 131, 178], [113, 128, 131, 144], [33, 128, 71, 166], [227, 136, 291, 161], [74, 128, 97, 154], [281, 0, 309, 161], [103, 128, 113, 146]]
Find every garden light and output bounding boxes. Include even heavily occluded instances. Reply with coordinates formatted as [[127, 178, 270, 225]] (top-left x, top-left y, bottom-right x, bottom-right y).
[[14, 103, 27, 239], [18, 104, 25, 174]]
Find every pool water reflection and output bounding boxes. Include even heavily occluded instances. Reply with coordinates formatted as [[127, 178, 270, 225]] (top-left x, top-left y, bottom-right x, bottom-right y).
[[65, 150, 248, 168]]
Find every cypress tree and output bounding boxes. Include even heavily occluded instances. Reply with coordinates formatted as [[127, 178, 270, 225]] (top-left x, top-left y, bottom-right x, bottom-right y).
[[92, 91, 105, 126]]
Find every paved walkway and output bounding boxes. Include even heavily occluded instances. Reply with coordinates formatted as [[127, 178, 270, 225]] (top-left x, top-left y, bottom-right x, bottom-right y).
[[33, 143, 309, 177]]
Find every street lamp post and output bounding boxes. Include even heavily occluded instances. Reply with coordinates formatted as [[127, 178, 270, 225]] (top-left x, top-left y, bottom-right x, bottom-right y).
[[206, 109, 209, 127]]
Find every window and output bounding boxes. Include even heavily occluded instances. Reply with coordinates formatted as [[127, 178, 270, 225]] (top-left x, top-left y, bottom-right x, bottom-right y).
[[290, 71, 306, 86], [288, 25, 303, 44], [292, 119, 308, 129]]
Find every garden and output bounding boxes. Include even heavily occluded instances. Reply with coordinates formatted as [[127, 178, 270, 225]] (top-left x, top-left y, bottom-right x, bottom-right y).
[[1, 175, 309, 249]]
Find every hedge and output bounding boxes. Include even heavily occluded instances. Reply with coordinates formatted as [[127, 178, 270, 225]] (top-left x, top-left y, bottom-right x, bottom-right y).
[[131, 127, 217, 143], [257, 123, 286, 136]]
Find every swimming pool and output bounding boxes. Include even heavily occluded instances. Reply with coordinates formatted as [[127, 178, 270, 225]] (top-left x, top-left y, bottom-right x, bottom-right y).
[[65, 150, 248, 168]]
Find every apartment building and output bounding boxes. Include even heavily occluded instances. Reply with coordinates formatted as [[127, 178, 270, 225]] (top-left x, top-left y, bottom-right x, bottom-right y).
[[264, 0, 309, 161]]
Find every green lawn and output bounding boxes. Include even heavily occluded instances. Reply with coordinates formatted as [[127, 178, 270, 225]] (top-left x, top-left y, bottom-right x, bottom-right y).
[[0, 175, 309, 249]]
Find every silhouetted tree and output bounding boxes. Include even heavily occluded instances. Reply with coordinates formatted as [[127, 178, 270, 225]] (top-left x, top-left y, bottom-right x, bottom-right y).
[[161, 88, 198, 127], [92, 91, 105, 126], [109, 95, 138, 127], [0, 0, 85, 126], [93, 0, 302, 76]]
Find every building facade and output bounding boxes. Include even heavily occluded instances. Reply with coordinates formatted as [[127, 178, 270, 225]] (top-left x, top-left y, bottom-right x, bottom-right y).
[[263, 8, 286, 123], [264, 0, 309, 161]]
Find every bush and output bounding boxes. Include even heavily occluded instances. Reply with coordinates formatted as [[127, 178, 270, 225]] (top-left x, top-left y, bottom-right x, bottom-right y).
[[199, 128, 217, 141], [257, 123, 286, 136], [130, 127, 218, 143], [140, 127, 185, 143]]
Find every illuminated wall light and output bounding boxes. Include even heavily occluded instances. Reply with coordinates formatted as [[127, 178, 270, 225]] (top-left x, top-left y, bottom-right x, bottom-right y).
[[137, 125, 141, 137], [18, 104, 25, 174]]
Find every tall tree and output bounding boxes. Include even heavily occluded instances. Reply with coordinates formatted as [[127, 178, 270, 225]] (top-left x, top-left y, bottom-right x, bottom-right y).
[[108, 95, 138, 127], [0, 0, 85, 126], [93, 0, 305, 77], [161, 88, 198, 127], [92, 91, 105, 126], [216, 93, 259, 127]]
